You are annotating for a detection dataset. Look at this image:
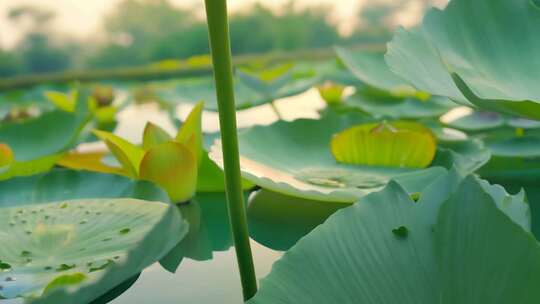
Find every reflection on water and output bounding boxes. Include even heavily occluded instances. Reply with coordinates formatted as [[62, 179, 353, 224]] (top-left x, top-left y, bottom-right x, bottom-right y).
[[111, 192, 281, 304], [107, 189, 343, 303], [248, 190, 349, 251]]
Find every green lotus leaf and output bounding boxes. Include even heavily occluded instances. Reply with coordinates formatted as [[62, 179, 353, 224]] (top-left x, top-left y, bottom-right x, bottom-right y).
[[330, 121, 437, 168], [443, 111, 505, 131], [0, 111, 88, 163], [507, 117, 540, 129], [385, 27, 470, 105], [345, 91, 454, 119], [0, 170, 186, 301], [433, 138, 491, 174], [248, 172, 535, 303], [143, 122, 173, 150], [0, 109, 90, 180], [237, 70, 319, 107], [386, 0, 540, 119], [210, 114, 484, 202], [247, 189, 348, 251], [139, 142, 197, 203], [236, 69, 291, 96], [0, 84, 68, 117], [311, 59, 360, 87], [487, 136, 540, 158], [335, 47, 420, 98], [0, 169, 170, 205], [478, 133, 540, 183], [155, 77, 258, 111], [157, 73, 317, 111]]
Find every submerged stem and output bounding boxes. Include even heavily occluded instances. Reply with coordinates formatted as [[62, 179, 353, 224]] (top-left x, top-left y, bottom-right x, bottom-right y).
[[203, 0, 258, 300]]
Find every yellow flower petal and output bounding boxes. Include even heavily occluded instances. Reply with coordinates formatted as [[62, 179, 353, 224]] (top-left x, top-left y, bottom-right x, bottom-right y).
[[139, 142, 198, 203]]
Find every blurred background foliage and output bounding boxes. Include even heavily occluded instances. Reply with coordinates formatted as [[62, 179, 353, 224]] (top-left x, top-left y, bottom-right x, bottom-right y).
[[0, 0, 442, 77]]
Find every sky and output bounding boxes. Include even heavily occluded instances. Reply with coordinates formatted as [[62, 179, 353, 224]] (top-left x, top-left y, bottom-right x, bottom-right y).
[[0, 0, 446, 49], [0, 0, 362, 48]]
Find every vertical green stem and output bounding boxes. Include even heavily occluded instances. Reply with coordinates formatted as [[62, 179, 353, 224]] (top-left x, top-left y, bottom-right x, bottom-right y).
[[269, 101, 283, 120], [203, 0, 258, 300]]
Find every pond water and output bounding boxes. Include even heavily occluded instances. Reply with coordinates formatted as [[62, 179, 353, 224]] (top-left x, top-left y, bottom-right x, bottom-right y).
[[1, 89, 330, 303]]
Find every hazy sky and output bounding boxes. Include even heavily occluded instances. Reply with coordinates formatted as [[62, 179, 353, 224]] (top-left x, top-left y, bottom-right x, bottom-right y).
[[0, 0, 364, 48]]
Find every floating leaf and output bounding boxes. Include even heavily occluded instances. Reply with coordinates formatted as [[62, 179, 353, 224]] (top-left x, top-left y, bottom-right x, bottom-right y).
[[335, 47, 420, 98], [210, 114, 481, 202], [443, 111, 505, 131], [0, 198, 186, 299], [0, 170, 184, 301], [330, 121, 437, 168], [0, 109, 90, 180], [345, 92, 454, 119]]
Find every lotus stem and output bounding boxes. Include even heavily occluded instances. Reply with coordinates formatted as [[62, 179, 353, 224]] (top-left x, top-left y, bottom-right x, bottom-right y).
[[270, 101, 283, 120], [203, 0, 258, 300]]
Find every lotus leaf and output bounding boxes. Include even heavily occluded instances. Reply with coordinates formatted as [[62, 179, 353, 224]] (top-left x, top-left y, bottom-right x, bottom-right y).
[[210, 114, 488, 202], [335, 47, 454, 118], [248, 172, 536, 303], [0, 170, 186, 302], [386, 0, 540, 119], [0, 105, 90, 180]]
